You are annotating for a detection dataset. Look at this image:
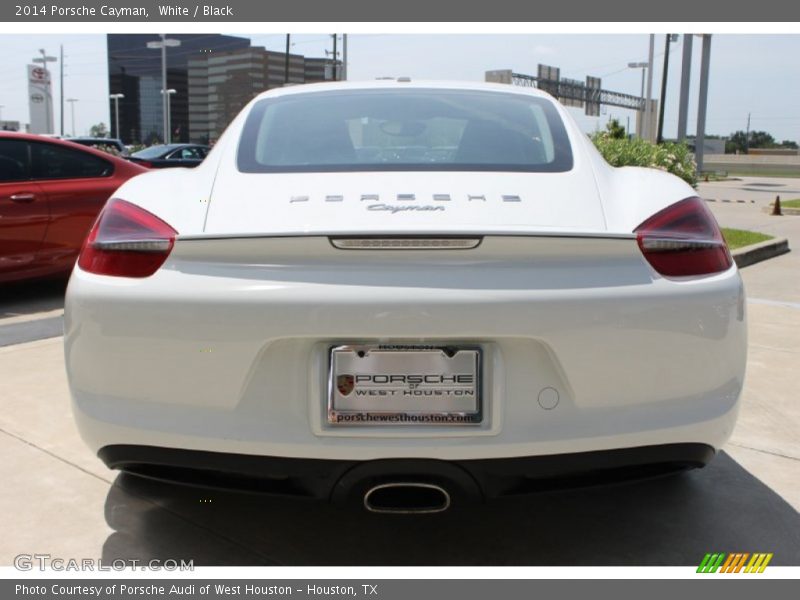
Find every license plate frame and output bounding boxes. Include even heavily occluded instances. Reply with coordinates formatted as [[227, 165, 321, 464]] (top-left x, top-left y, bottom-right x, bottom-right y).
[[327, 344, 483, 426]]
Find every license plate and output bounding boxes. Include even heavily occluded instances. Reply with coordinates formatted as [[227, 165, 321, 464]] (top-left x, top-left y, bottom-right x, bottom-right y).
[[328, 345, 482, 426]]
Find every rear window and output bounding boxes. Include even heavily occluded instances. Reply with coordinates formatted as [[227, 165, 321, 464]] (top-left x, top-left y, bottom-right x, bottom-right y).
[[133, 146, 171, 159], [237, 89, 573, 173]]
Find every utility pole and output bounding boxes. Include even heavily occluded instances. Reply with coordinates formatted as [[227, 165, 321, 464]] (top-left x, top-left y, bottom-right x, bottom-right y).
[[677, 34, 693, 142], [284, 34, 290, 84], [657, 34, 675, 144], [695, 34, 712, 173], [59, 45, 64, 137], [332, 34, 338, 80], [745, 113, 751, 154], [644, 34, 655, 142], [342, 34, 348, 81]]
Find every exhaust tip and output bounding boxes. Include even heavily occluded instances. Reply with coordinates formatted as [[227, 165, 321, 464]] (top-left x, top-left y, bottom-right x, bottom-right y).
[[363, 482, 451, 514]]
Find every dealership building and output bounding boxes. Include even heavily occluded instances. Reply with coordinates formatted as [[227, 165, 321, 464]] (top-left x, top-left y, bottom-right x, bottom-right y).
[[107, 34, 338, 145]]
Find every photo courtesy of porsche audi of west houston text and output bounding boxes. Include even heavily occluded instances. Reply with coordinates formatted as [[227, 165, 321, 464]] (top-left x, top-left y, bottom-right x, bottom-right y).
[[64, 81, 746, 513]]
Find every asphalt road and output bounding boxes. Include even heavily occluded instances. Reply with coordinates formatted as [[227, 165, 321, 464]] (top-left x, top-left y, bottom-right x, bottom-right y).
[[0, 176, 798, 566]]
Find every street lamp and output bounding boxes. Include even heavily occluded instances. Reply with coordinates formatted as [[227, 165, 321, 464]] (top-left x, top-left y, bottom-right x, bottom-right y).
[[628, 62, 648, 139], [147, 34, 180, 144], [161, 89, 177, 144], [33, 49, 57, 134], [109, 93, 125, 140], [628, 62, 648, 100], [66, 98, 78, 136]]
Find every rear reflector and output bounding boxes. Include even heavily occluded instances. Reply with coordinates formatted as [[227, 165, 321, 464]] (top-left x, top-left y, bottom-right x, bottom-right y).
[[331, 237, 482, 250], [77, 199, 177, 278], [634, 196, 732, 277]]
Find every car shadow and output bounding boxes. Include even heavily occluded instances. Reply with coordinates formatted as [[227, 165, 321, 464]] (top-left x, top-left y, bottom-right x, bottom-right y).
[[0, 278, 67, 319], [100, 452, 800, 566]]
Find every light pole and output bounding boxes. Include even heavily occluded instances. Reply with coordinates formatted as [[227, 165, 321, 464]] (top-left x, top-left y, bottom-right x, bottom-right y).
[[628, 61, 648, 138], [147, 34, 180, 144], [109, 93, 125, 140], [67, 98, 78, 136], [326, 34, 340, 81], [332, 34, 337, 80], [161, 89, 176, 144], [644, 35, 655, 142], [284, 34, 290, 83], [33, 49, 57, 134], [657, 34, 679, 144]]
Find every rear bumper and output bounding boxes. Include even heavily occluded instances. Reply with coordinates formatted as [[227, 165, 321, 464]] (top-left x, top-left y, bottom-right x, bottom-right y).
[[65, 235, 747, 461], [99, 443, 715, 500]]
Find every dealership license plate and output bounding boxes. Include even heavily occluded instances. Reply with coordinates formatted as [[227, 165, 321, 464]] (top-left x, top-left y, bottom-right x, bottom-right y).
[[328, 345, 482, 425]]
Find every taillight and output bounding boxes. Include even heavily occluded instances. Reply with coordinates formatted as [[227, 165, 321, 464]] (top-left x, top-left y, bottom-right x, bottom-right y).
[[78, 199, 177, 278], [634, 196, 732, 277]]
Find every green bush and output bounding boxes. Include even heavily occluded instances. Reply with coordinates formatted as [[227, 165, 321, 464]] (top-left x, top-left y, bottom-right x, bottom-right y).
[[591, 133, 698, 187]]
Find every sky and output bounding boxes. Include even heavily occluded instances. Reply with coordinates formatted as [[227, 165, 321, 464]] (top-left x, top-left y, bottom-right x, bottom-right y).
[[0, 33, 798, 142]]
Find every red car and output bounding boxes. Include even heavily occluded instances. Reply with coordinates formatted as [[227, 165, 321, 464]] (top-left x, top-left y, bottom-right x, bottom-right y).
[[0, 133, 146, 283]]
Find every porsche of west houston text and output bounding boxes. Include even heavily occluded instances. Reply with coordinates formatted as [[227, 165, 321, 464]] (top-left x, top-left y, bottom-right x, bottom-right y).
[[64, 81, 746, 511]]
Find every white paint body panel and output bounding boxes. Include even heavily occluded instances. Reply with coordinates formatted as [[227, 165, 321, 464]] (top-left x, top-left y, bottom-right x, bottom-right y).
[[65, 81, 746, 463]]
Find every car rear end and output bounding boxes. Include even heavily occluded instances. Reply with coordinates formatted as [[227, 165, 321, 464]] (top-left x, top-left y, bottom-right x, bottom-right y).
[[64, 82, 746, 509]]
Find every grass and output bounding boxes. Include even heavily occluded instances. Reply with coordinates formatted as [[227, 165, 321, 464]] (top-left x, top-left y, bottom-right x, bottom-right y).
[[778, 198, 800, 208], [721, 228, 774, 250]]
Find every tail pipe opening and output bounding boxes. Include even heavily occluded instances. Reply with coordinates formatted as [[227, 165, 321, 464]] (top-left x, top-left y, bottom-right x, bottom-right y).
[[363, 482, 451, 514]]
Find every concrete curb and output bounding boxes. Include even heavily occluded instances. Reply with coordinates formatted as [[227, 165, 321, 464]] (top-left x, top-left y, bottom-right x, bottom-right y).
[[764, 205, 800, 215], [732, 237, 790, 268]]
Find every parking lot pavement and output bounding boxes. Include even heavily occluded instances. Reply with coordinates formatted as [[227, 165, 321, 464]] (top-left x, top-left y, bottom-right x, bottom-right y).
[[701, 177, 800, 519], [2, 303, 798, 565], [1, 181, 798, 565], [1, 340, 798, 566]]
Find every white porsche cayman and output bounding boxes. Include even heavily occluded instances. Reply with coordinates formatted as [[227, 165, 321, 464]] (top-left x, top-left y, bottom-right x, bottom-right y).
[[65, 81, 746, 512]]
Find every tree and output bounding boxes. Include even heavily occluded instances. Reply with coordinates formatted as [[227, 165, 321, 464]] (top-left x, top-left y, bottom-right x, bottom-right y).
[[725, 129, 789, 154], [89, 122, 109, 138], [604, 118, 627, 139], [749, 130, 776, 149]]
